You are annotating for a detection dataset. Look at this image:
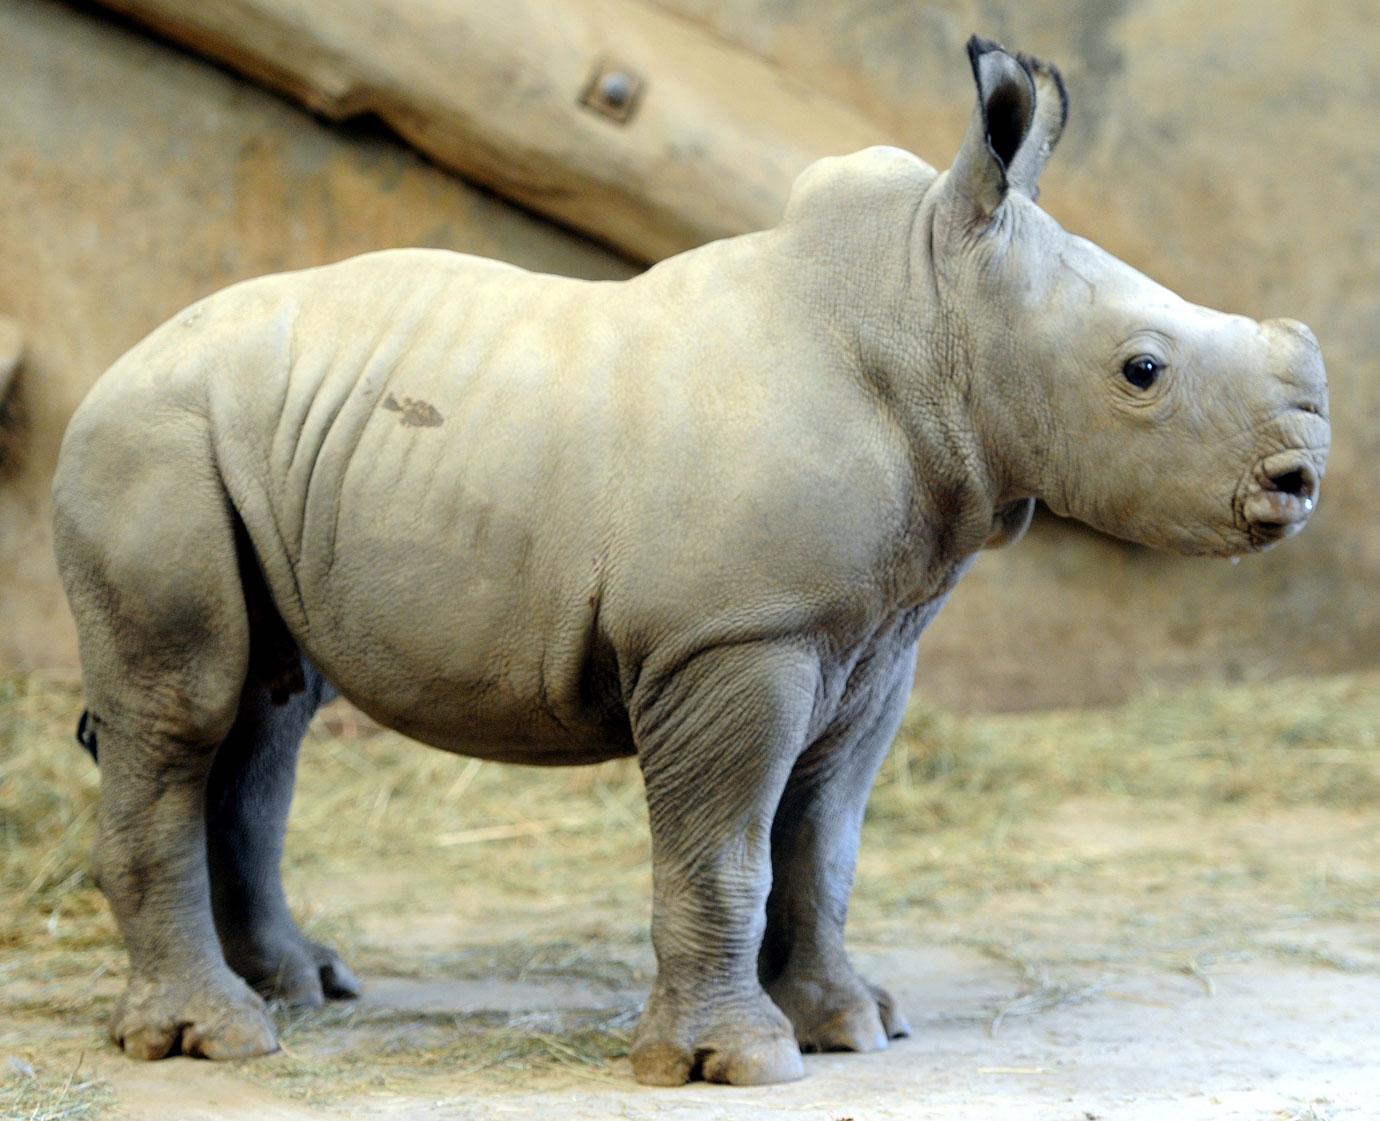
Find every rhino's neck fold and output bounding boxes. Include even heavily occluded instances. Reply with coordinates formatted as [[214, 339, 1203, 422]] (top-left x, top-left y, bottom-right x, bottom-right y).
[[776, 186, 1019, 573]]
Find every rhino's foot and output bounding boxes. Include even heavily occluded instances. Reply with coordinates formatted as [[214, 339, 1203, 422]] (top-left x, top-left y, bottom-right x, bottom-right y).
[[112, 971, 279, 1060], [224, 931, 361, 1008], [767, 970, 910, 1054], [868, 981, 911, 1040], [629, 989, 804, 1086]]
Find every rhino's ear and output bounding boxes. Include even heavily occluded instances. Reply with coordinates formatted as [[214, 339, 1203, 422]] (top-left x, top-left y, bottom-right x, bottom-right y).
[[943, 37, 1038, 225], [1006, 53, 1069, 201]]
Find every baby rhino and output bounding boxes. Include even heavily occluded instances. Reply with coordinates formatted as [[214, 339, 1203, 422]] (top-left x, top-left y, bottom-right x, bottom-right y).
[[54, 37, 1329, 1086]]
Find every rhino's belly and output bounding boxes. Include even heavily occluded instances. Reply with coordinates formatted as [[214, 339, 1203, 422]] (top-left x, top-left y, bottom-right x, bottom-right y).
[[283, 462, 631, 765], [337, 673, 636, 766], [299, 589, 635, 766]]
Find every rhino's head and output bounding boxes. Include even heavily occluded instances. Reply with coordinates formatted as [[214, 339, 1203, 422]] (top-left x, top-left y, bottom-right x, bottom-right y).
[[931, 37, 1330, 557]]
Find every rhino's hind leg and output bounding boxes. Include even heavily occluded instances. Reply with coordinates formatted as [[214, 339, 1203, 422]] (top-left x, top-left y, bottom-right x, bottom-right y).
[[759, 647, 917, 1054], [55, 441, 277, 1060], [206, 659, 360, 1007], [88, 719, 279, 1060]]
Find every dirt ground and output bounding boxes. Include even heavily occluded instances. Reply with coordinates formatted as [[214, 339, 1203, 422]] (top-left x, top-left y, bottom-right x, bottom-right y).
[[3, 672, 1378, 1120]]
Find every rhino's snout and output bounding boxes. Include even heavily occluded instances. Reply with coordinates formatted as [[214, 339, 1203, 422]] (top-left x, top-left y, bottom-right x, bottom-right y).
[[1230, 317, 1330, 548]]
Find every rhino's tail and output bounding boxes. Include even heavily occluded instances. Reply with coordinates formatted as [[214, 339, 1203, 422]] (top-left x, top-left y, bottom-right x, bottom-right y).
[[75, 709, 98, 762]]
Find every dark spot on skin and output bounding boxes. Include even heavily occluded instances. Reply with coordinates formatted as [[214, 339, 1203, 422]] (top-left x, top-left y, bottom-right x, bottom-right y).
[[381, 393, 444, 427]]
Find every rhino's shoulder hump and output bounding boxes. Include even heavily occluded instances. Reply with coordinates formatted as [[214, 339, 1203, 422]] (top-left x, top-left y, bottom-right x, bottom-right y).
[[782, 146, 938, 228]]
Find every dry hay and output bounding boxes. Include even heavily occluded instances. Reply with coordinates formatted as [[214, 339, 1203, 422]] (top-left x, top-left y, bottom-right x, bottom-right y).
[[2, 669, 1378, 1104]]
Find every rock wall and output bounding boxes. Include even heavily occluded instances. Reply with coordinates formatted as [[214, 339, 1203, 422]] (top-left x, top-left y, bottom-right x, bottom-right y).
[[2, 0, 1374, 709]]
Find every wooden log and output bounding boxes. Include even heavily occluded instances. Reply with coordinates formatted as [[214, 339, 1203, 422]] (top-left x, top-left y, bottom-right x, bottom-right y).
[[92, 0, 890, 262]]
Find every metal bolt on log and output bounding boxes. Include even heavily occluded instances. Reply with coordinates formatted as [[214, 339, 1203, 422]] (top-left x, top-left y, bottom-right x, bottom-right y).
[[579, 58, 644, 124]]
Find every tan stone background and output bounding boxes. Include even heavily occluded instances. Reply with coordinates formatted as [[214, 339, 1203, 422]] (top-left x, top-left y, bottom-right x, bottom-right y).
[[1, 0, 1375, 709]]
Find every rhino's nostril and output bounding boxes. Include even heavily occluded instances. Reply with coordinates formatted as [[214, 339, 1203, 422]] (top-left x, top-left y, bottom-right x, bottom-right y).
[[1269, 469, 1302, 494], [1263, 461, 1317, 502]]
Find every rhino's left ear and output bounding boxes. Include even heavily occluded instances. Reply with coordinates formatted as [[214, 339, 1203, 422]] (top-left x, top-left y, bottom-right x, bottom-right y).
[[1005, 53, 1069, 201], [943, 37, 1038, 225]]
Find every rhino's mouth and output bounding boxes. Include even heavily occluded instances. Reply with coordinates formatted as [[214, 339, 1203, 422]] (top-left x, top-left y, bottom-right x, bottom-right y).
[[1237, 449, 1322, 549]]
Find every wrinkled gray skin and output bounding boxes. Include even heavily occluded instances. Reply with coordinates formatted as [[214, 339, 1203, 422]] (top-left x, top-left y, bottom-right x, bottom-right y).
[[53, 39, 1330, 1086]]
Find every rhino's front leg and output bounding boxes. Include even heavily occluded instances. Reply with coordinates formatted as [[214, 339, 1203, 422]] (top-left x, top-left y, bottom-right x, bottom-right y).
[[759, 644, 916, 1053], [629, 642, 819, 1087]]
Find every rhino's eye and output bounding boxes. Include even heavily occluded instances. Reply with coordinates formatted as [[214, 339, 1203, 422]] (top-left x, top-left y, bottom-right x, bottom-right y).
[[1122, 355, 1163, 390]]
